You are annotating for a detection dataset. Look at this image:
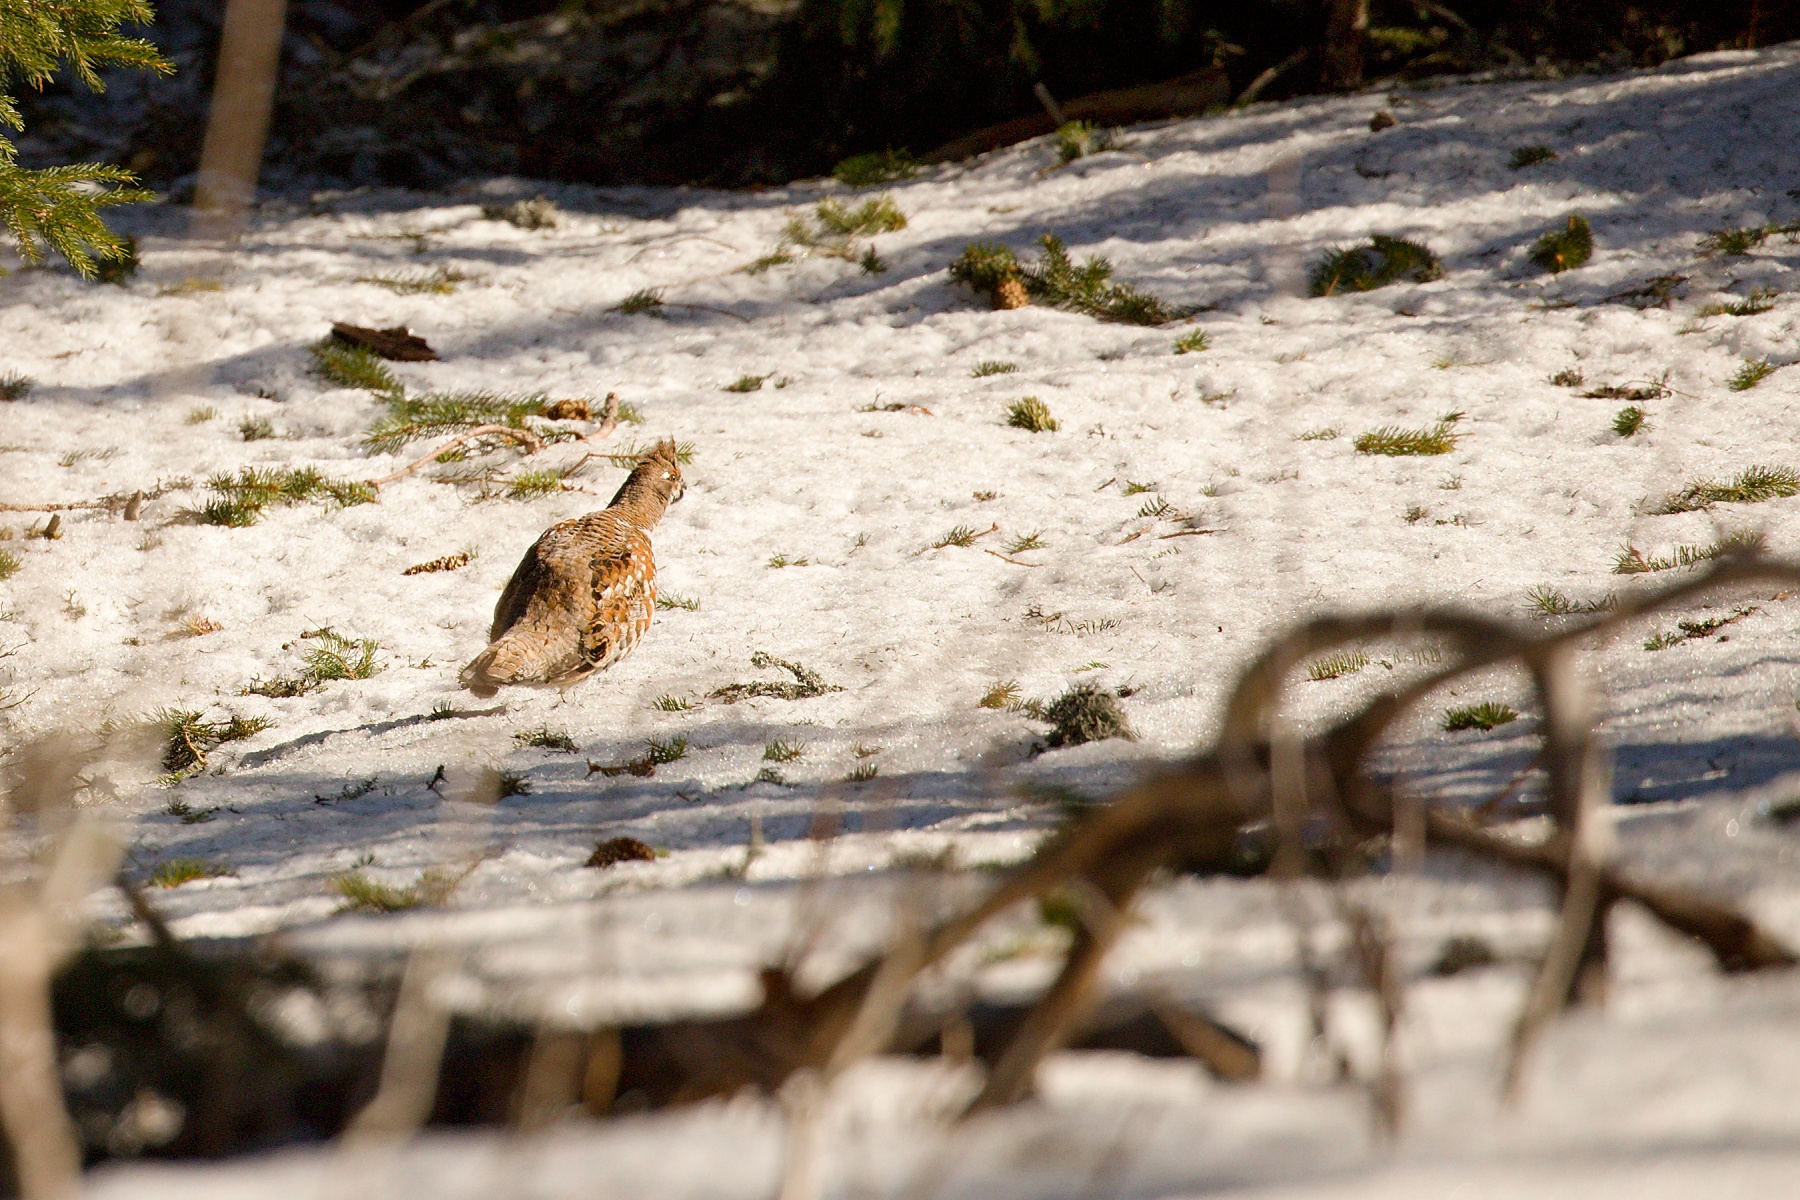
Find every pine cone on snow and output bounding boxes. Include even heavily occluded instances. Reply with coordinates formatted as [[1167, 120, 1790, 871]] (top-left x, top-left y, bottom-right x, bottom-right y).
[[992, 275, 1029, 310]]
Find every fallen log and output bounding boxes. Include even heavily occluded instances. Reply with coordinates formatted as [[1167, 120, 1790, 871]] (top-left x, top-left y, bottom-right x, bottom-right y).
[[924, 69, 1230, 163]]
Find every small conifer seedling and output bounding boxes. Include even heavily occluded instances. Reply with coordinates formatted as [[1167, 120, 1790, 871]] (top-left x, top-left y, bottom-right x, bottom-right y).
[[149, 858, 229, 888], [617, 289, 664, 314], [1039, 685, 1135, 748], [0, 373, 31, 401], [1729, 358, 1777, 391], [833, 150, 919, 186], [1308, 235, 1443, 297], [1054, 121, 1118, 163], [1530, 215, 1593, 273], [763, 738, 805, 763], [1698, 225, 1770, 257], [1612, 406, 1647, 437], [1173, 330, 1211, 354], [1443, 702, 1518, 731], [972, 361, 1018, 377], [1007, 396, 1059, 433]]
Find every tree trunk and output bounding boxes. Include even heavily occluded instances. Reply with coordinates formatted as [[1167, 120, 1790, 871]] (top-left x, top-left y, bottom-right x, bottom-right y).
[[1321, 0, 1370, 92]]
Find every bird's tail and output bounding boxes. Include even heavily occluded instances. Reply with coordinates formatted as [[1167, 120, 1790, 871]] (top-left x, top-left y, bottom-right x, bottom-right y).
[[459, 636, 538, 697]]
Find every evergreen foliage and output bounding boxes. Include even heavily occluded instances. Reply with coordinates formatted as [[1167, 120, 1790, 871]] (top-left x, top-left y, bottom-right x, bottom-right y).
[[1308, 235, 1443, 296], [0, 0, 170, 275], [951, 235, 1184, 324], [1530, 214, 1593, 273]]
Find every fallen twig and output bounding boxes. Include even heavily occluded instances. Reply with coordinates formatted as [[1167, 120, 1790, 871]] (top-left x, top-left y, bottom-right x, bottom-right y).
[[368, 394, 621, 489]]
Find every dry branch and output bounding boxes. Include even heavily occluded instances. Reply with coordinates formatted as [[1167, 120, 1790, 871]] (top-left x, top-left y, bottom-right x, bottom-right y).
[[705, 552, 1798, 1119], [367, 393, 621, 488]]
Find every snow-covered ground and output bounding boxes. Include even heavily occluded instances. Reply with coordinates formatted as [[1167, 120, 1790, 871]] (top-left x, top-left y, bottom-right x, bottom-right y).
[[5, 41, 1800, 1196]]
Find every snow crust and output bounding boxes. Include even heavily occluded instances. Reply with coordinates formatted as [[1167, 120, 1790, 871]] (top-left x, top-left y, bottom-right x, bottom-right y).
[[5, 42, 1800, 1197]]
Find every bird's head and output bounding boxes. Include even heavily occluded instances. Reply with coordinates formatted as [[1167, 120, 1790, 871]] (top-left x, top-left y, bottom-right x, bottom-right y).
[[610, 437, 685, 520]]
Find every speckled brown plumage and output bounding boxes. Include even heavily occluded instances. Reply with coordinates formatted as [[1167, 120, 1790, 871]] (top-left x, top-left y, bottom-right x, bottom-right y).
[[460, 440, 684, 698]]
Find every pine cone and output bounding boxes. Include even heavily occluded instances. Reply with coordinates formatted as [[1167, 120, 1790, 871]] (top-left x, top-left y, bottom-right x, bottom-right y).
[[992, 275, 1029, 310]]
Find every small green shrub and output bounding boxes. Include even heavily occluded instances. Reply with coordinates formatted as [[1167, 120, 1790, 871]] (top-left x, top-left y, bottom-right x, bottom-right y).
[[0, 549, 19, 581], [1007, 396, 1059, 432], [1040, 685, 1135, 748], [1612, 406, 1646, 437], [155, 708, 271, 778], [1308, 235, 1443, 297], [653, 694, 696, 711], [1698, 226, 1770, 257], [1443, 702, 1518, 731], [724, 375, 767, 393], [1173, 330, 1211, 354], [1054, 121, 1118, 163], [971, 360, 1018, 377], [238, 416, 275, 442], [1509, 145, 1557, 169], [0, 373, 31, 401], [301, 628, 384, 681], [1530, 214, 1593, 273], [833, 150, 919, 186], [950, 235, 1184, 325], [948, 241, 1020, 294]]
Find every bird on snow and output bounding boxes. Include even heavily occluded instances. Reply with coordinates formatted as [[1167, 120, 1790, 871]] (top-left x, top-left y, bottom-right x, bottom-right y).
[[459, 439, 684, 699]]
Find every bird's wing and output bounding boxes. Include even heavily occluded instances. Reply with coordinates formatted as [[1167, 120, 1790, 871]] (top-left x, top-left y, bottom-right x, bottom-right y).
[[580, 530, 657, 667], [488, 538, 549, 643]]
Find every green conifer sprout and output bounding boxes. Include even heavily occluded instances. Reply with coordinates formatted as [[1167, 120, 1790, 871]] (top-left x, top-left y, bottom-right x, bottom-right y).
[[0, 0, 171, 276]]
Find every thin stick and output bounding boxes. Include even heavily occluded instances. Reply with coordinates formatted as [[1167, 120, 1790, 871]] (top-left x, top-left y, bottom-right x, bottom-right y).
[[369, 425, 545, 487], [368, 394, 622, 489]]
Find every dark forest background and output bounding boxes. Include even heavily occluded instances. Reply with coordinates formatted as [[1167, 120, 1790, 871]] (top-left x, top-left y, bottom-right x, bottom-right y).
[[14, 0, 1797, 192]]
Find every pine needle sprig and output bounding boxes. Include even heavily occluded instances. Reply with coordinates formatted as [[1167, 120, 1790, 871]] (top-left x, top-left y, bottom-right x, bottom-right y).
[[0, 0, 171, 275], [362, 390, 552, 454]]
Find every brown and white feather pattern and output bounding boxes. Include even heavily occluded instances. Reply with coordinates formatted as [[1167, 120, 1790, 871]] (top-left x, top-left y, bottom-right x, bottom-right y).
[[460, 440, 684, 698]]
